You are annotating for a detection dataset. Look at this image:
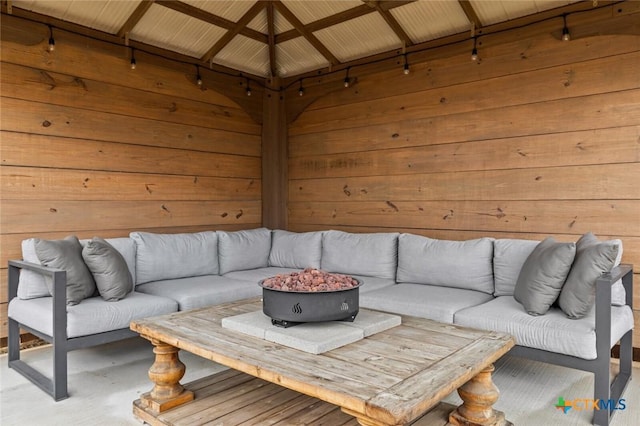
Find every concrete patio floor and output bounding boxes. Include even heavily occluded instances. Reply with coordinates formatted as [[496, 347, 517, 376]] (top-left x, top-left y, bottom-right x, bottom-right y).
[[1, 337, 638, 425]]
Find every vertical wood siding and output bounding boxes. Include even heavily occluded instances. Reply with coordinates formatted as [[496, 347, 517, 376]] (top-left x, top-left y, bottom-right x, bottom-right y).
[[288, 32, 640, 346], [0, 16, 262, 338]]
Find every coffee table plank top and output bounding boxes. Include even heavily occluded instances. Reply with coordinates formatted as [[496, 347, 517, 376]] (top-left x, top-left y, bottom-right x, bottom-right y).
[[131, 298, 514, 425]]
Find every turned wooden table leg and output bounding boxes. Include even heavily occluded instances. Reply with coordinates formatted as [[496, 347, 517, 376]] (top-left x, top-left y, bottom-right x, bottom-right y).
[[138, 337, 194, 414], [449, 364, 511, 426]]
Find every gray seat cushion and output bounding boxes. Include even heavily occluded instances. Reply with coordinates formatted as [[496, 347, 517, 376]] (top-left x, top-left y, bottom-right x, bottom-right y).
[[8, 292, 178, 338], [136, 275, 261, 311], [454, 296, 634, 360], [350, 275, 396, 294], [360, 283, 493, 324], [223, 267, 301, 283]]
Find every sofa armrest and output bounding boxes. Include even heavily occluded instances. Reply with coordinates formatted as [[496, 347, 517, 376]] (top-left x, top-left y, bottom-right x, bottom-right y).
[[594, 264, 633, 359], [8, 259, 68, 340]]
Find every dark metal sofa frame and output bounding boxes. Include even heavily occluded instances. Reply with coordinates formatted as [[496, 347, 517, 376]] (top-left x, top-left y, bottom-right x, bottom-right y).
[[7, 260, 136, 401], [509, 264, 633, 426], [6, 260, 634, 425]]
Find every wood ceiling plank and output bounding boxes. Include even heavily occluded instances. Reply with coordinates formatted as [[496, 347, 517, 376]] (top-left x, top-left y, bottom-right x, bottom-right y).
[[155, 0, 267, 44], [117, 0, 154, 38], [201, 1, 266, 64], [273, 0, 339, 65]]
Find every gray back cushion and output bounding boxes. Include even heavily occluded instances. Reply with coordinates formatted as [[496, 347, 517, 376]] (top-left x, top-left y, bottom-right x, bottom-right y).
[[514, 237, 576, 316], [34, 236, 96, 305], [130, 231, 219, 285], [558, 232, 620, 319], [218, 228, 271, 274], [493, 239, 540, 296], [397, 234, 495, 294], [82, 237, 133, 301], [268, 230, 322, 269], [17, 238, 51, 300], [321, 230, 398, 279]]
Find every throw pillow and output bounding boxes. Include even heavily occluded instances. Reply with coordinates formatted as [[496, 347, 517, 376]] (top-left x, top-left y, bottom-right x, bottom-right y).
[[82, 237, 133, 301], [513, 237, 576, 316], [34, 236, 96, 305], [558, 232, 620, 319]]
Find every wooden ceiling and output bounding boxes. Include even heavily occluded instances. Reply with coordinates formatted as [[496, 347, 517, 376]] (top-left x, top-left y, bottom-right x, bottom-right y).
[[3, 1, 617, 80]]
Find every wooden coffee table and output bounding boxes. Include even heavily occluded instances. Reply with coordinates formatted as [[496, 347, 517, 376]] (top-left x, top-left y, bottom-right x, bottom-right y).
[[131, 298, 514, 426]]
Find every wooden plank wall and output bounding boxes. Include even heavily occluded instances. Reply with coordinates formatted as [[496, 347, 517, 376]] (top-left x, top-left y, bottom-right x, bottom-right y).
[[0, 15, 262, 339], [288, 26, 640, 344]]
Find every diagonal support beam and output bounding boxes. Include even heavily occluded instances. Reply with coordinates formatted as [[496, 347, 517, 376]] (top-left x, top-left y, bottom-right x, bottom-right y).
[[155, 0, 267, 44], [458, 0, 483, 32], [364, 1, 413, 46], [266, 2, 277, 77], [272, 0, 339, 65], [201, 1, 266, 63], [117, 0, 154, 38]]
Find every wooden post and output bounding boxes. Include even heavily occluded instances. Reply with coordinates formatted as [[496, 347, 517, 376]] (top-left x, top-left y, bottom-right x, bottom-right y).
[[449, 364, 511, 426], [138, 338, 194, 414], [261, 77, 288, 229]]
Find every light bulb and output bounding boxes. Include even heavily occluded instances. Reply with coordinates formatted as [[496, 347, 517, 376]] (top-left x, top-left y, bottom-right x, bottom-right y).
[[130, 58, 136, 70], [343, 77, 350, 88], [246, 87, 252, 96], [48, 37, 55, 52], [298, 87, 304, 96], [197, 76, 202, 86], [562, 27, 570, 42], [471, 47, 478, 61], [403, 63, 410, 75]]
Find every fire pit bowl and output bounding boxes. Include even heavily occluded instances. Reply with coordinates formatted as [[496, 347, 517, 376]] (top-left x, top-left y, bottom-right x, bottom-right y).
[[259, 277, 361, 328]]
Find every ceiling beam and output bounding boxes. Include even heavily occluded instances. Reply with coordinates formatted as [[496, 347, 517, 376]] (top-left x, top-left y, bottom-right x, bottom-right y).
[[272, 0, 339, 65], [276, 1, 415, 44], [201, 1, 266, 64], [117, 0, 154, 38], [155, 0, 267, 44], [458, 0, 483, 31], [266, 2, 277, 77], [364, 1, 413, 46]]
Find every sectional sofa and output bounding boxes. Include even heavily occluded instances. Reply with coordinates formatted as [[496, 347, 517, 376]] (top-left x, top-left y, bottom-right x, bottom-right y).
[[7, 228, 634, 425]]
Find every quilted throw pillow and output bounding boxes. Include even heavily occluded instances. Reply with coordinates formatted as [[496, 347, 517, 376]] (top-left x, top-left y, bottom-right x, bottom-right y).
[[514, 237, 576, 316], [558, 232, 620, 319]]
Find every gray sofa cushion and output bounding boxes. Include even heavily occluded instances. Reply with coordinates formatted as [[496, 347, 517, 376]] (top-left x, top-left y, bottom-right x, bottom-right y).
[[268, 230, 322, 269], [321, 230, 398, 279], [82, 237, 133, 301], [349, 275, 396, 294], [397, 234, 495, 294], [218, 228, 271, 274], [130, 231, 218, 285], [360, 283, 493, 324], [17, 238, 51, 300], [136, 275, 262, 311], [513, 237, 576, 316], [493, 239, 539, 296], [558, 233, 620, 319], [454, 296, 634, 360], [34, 236, 96, 305], [8, 292, 178, 338]]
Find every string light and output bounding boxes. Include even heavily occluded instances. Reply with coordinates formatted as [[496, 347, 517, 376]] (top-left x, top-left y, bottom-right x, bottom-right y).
[[471, 37, 478, 61], [246, 78, 252, 96], [48, 25, 55, 52], [196, 65, 203, 86], [403, 54, 410, 75], [343, 67, 351, 88], [298, 80, 304, 96], [130, 48, 136, 70], [562, 14, 570, 41]]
